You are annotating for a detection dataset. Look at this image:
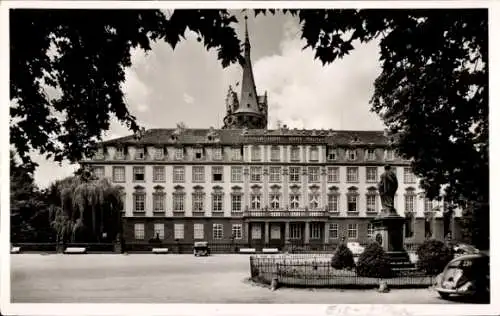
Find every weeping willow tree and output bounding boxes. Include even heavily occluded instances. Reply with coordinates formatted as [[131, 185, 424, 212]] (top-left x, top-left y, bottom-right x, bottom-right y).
[[47, 171, 124, 244]]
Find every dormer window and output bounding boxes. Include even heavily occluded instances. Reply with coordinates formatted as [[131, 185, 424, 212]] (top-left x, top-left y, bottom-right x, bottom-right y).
[[194, 148, 204, 160], [386, 149, 395, 161], [347, 149, 357, 161], [213, 147, 223, 160], [175, 147, 184, 160], [115, 147, 125, 160], [94, 147, 105, 160], [366, 148, 376, 161], [327, 147, 337, 161], [135, 148, 145, 160], [309, 146, 319, 161], [154, 147, 164, 160]]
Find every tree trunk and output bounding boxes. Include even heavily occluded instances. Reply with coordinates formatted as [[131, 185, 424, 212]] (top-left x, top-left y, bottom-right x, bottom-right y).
[[92, 206, 96, 242]]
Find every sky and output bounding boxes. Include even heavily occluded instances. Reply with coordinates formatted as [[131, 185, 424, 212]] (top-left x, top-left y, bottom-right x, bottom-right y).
[[30, 10, 386, 189]]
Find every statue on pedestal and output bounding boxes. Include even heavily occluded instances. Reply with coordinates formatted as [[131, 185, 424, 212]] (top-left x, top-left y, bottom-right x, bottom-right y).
[[378, 165, 399, 216]]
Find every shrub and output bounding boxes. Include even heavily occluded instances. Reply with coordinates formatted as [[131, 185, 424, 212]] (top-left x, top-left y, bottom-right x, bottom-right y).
[[331, 243, 355, 270], [356, 242, 392, 278], [416, 239, 454, 275]]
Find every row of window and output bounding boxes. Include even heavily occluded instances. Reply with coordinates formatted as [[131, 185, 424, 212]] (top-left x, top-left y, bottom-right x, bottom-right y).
[[96, 146, 398, 163], [95, 166, 417, 184], [128, 189, 431, 213], [133, 222, 374, 241], [134, 223, 240, 240]]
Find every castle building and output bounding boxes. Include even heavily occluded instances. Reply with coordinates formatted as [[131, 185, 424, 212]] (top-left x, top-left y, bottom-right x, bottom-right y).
[[82, 21, 462, 249]]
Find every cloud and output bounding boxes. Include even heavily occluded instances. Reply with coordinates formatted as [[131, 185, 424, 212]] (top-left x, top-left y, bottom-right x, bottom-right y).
[[122, 48, 152, 113], [183, 93, 195, 104], [253, 19, 385, 130]]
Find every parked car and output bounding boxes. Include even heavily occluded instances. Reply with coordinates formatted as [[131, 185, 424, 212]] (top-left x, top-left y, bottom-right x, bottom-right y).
[[347, 242, 365, 256], [193, 241, 210, 256], [453, 243, 480, 256], [434, 253, 489, 300]]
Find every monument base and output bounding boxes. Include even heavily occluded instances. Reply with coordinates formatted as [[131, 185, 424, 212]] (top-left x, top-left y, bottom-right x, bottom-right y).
[[371, 213, 415, 272]]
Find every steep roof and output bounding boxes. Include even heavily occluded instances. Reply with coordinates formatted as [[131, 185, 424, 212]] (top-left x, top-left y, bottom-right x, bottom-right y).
[[101, 128, 395, 146]]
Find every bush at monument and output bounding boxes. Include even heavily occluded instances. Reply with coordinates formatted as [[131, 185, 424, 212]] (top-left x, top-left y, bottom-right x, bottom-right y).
[[416, 239, 454, 275], [356, 242, 392, 278], [330, 243, 355, 270]]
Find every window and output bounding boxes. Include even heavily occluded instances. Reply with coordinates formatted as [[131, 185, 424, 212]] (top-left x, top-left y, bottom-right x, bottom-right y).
[[173, 166, 185, 183], [213, 147, 222, 160], [327, 194, 339, 212], [424, 198, 434, 213], [174, 224, 184, 239], [133, 193, 145, 212], [231, 147, 242, 161], [290, 146, 300, 161], [212, 193, 223, 212], [92, 166, 105, 179], [289, 194, 300, 209], [250, 193, 261, 209], [95, 147, 105, 160], [231, 166, 243, 182], [251, 146, 261, 161], [404, 194, 416, 213], [213, 224, 223, 240], [425, 217, 433, 238], [366, 167, 378, 183], [310, 223, 321, 239], [309, 146, 319, 161], [405, 212, 414, 238], [192, 191, 204, 211], [386, 149, 395, 161], [347, 149, 357, 161], [153, 166, 165, 182], [154, 223, 165, 239], [192, 166, 205, 183], [271, 146, 281, 161], [135, 148, 145, 160], [347, 224, 358, 239], [327, 147, 337, 161], [404, 167, 416, 184], [194, 223, 204, 239], [175, 147, 184, 160], [289, 167, 300, 182], [366, 194, 377, 213], [134, 223, 145, 240], [308, 167, 320, 182], [270, 193, 280, 209], [133, 166, 145, 182], [173, 193, 184, 211], [250, 167, 262, 182], [327, 167, 339, 183], [290, 223, 302, 239], [232, 224, 242, 239], [212, 166, 223, 182], [347, 190, 358, 213], [309, 192, 320, 209], [269, 167, 281, 183], [231, 194, 242, 212], [346, 167, 358, 183], [154, 147, 164, 160], [153, 191, 165, 212], [366, 149, 376, 161], [329, 223, 339, 239], [194, 148, 204, 160], [120, 193, 126, 213], [113, 166, 125, 182], [115, 147, 125, 160], [367, 223, 375, 238]]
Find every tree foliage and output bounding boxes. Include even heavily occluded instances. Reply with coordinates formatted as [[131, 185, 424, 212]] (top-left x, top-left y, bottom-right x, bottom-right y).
[[356, 242, 393, 278], [416, 239, 454, 275], [330, 243, 355, 270]]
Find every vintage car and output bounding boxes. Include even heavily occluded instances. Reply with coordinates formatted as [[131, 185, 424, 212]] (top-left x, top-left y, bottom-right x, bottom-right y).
[[453, 243, 480, 257], [193, 241, 210, 256], [347, 242, 365, 256], [434, 253, 489, 300]]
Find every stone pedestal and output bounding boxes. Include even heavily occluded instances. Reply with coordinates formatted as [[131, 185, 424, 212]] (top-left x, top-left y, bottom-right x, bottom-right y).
[[372, 214, 405, 252]]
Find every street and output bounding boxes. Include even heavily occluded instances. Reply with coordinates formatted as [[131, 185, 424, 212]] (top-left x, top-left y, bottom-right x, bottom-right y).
[[11, 254, 466, 303]]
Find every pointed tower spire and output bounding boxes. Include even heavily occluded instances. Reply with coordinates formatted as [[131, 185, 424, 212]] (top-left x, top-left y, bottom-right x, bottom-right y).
[[238, 15, 260, 114], [221, 15, 268, 130]]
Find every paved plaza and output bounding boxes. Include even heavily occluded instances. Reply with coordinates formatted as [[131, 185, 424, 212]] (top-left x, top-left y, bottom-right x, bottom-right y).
[[11, 254, 466, 304]]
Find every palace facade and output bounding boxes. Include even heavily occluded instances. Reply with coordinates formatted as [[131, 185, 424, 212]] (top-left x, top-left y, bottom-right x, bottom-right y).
[[82, 22, 463, 249]]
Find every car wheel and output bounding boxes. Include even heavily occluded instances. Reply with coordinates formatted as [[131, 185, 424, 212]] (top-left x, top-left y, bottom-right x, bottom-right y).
[[438, 292, 450, 299]]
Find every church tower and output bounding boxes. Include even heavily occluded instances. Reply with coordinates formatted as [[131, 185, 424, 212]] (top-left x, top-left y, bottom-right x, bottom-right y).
[[222, 16, 268, 129]]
